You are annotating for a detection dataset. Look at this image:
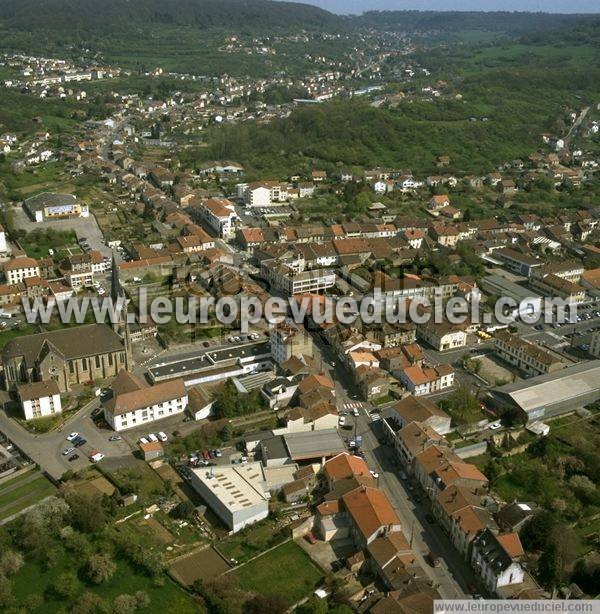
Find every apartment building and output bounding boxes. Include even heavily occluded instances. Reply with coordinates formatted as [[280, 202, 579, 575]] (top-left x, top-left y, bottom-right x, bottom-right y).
[[4, 256, 40, 285], [261, 260, 335, 296], [103, 369, 188, 431], [195, 198, 238, 239], [494, 330, 565, 376]]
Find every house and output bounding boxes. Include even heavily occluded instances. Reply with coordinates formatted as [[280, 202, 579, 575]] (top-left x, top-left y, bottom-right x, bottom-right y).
[[398, 364, 454, 396], [4, 257, 40, 285], [390, 420, 446, 467], [103, 369, 188, 431], [385, 396, 452, 435], [312, 170, 327, 182], [194, 198, 238, 239], [417, 321, 467, 352], [17, 380, 62, 421], [342, 485, 402, 549], [270, 321, 312, 365], [436, 155, 450, 167], [139, 441, 164, 461], [321, 452, 372, 490], [429, 223, 459, 248], [428, 195, 450, 212], [471, 529, 525, 595]]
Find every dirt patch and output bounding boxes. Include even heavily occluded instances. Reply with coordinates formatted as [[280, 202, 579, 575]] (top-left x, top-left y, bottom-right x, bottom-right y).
[[140, 516, 174, 545], [474, 355, 518, 386], [169, 546, 231, 586], [73, 475, 116, 497]]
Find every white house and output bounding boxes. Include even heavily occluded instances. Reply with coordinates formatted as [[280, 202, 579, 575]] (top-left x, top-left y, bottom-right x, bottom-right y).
[[198, 198, 238, 239], [4, 257, 40, 285], [103, 370, 188, 431], [471, 529, 525, 595], [399, 363, 455, 396], [18, 380, 62, 421]]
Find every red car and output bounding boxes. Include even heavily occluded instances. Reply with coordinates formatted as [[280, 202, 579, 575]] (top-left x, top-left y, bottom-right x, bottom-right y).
[[304, 531, 317, 545]]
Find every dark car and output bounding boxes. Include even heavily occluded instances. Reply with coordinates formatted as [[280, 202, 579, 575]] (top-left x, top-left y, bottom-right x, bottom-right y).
[[427, 551, 441, 567], [68, 454, 79, 462], [74, 438, 87, 448]]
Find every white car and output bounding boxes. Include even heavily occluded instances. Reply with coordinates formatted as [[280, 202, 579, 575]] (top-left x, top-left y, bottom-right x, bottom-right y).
[[370, 470, 379, 479], [63, 447, 76, 456], [89, 451, 105, 463], [489, 422, 502, 430], [352, 408, 360, 417], [338, 416, 346, 426], [66, 432, 79, 442], [157, 432, 168, 442], [139, 437, 149, 445], [147, 433, 159, 443]]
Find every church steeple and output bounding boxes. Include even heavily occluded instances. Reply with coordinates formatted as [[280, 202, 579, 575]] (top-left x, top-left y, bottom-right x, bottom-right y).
[[109, 250, 131, 368]]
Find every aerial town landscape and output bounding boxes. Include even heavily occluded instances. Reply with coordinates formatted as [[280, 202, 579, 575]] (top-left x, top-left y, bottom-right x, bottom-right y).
[[0, 0, 599, 612]]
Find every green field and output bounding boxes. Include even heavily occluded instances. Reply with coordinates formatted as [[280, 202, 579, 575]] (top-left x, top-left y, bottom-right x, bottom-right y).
[[10, 559, 200, 613], [219, 517, 288, 564], [235, 541, 322, 604], [0, 471, 56, 521]]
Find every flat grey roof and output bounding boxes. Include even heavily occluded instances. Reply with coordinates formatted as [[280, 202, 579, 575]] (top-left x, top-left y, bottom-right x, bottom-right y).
[[284, 428, 346, 460], [260, 435, 289, 460], [149, 341, 270, 379], [482, 274, 541, 301], [492, 359, 600, 413], [24, 192, 77, 212]]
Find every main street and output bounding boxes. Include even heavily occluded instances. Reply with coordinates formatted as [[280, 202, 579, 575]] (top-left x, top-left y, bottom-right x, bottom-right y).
[[310, 331, 472, 599]]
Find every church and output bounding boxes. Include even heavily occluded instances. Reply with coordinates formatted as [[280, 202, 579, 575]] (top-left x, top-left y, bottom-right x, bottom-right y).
[[1, 253, 132, 393]]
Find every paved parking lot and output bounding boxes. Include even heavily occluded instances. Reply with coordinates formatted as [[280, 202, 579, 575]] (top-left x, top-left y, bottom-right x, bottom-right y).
[[11, 206, 112, 259]]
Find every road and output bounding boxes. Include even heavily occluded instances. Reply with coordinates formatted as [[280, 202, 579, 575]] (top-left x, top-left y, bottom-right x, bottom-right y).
[[309, 330, 471, 598]]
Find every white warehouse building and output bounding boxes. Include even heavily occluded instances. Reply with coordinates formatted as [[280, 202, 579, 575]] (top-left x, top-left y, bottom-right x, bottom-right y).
[[188, 462, 270, 533]]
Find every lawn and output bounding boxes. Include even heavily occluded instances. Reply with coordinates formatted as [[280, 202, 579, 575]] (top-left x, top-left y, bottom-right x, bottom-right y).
[[10, 559, 200, 613], [0, 324, 39, 350], [0, 471, 56, 521], [235, 541, 322, 605], [219, 517, 288, 564]]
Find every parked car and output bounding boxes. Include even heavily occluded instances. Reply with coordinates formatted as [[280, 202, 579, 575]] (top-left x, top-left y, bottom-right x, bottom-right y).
[[157, 432, 168, 442], [74, 438, 87, 448], [109, 435, 122, 441], [66, 432, 79, 442], [369, 470, 379, 479], [89, 451, 105, 463], [304, 531, 317, 545], [352, 407, 360, 417], [139, 437, 149, 445], [148, 433, 159, 443], [427, 551, 441, 567], [214, 449, 222, 457], [63, 447, 75, 456], [338, 416, 346, 426], [68, 454, 79, 462], [489, 422, 502, 430]]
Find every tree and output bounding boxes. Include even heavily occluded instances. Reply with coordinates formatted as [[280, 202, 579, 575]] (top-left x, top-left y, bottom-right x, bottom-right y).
[[171, 500, 196, 520], [76, 592, 110, 614], [54, 571, 79, 600], [86, 553, 117, 584], [66, 492, 109, 533], [134, 591, 151, 609], [439, 386, 482, 425], [245, 594, 288, 614], [220, 423, 233, 441], [538, 542, 562, 588], [112, 594, 138, 614], [0, 550, 24, 576], [0, 574, 14, 609], [296, 597, 328, 614], [521, 510, 555, 551]]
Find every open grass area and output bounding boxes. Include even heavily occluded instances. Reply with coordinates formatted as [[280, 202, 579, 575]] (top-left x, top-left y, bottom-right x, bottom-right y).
[[10, 558, 199, 613], [235, 540, 322, 605], [0, 471, 56, 521], [219, 517, 288, 564]]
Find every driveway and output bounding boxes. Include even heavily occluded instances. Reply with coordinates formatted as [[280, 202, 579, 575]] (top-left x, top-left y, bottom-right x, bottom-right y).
[[0, 399, 132, 480]]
